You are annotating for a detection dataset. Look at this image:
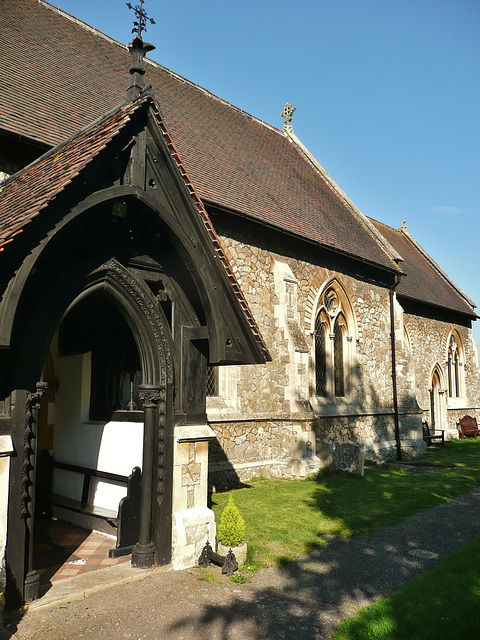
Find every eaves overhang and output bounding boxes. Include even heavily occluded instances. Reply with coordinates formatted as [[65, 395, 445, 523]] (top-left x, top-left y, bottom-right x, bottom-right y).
[[204, 200, 403, 277]]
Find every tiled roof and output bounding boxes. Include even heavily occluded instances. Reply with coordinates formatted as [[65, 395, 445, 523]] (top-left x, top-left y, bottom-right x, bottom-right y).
[[370, 220, 477, 317], [0, 0, 399, 272]]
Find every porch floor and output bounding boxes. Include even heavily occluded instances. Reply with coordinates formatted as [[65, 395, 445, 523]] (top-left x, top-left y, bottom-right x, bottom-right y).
[[33, 518, 129, 585]]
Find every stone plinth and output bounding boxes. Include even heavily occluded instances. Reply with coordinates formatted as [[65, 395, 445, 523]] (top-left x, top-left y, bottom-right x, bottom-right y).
[[171, 425, 216, 570]]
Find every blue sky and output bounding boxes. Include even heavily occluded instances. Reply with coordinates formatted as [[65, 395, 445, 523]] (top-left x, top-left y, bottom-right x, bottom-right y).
[[51, 0, 480, 340]]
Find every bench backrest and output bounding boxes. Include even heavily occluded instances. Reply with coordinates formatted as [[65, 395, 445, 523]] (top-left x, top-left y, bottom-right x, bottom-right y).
[[459, 415, 479, 432]]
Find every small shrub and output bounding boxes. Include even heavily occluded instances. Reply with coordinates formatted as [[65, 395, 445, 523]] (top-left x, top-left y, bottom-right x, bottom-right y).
[[217, 495, 245, 547]]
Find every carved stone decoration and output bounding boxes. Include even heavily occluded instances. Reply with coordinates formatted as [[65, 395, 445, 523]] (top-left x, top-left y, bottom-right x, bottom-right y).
[[323, 288, 339, 315], [281, 103, 296, 125], [138, 386, 165, 407]]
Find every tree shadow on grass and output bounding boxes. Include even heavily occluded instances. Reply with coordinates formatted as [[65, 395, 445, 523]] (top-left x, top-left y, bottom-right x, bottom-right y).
[[302, 444, 480, 554], [169, 486, 480, 639]]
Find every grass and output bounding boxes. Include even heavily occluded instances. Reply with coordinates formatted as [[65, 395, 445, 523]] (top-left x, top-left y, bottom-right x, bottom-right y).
[[333, 534, 480, 640], [210, 440, 480, 567]]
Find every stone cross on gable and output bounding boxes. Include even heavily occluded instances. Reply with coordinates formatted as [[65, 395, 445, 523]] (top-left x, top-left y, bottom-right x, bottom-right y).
[[281, 103, 296, 133], [126, 0, 156, 38]]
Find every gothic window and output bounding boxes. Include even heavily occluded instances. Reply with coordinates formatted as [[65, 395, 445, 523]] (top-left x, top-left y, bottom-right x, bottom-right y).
[[313, 283, 354, 399], [447, 333, 462, 398]]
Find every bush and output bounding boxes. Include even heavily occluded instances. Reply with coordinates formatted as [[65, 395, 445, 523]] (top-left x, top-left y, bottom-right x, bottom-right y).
[[217, 495, 245, 547]]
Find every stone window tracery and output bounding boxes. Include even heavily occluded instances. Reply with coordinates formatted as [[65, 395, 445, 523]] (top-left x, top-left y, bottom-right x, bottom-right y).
[[313, 283, 354, 399]]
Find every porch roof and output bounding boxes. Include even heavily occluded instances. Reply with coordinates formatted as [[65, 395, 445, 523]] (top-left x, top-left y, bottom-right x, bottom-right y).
[[0, 94, 271, 360]]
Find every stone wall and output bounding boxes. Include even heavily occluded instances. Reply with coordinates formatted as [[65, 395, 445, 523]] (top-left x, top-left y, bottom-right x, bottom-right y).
[[205, 215, 476, 486], [208, 419, 321, 489], [404, 312, 480, 435]]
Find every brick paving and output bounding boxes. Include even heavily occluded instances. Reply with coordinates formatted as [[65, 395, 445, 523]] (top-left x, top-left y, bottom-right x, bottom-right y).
[[33, 519, 128, 585]]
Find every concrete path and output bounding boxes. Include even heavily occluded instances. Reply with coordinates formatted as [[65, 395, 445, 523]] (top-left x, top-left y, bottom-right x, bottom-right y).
[[3, 485, 480, 640]]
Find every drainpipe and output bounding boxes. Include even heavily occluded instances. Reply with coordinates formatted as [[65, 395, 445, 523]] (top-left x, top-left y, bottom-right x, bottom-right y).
[[390, 274, 402, 461]]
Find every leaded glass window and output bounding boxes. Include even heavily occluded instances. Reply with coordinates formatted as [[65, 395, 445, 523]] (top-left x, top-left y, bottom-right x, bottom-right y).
[[312, 282, 353, 400], [206, 365, 219, 397], [447, 334, 461, 398]]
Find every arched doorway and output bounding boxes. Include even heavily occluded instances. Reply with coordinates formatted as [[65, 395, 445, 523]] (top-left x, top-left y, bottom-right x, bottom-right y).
[[36, 292, 143, 522], [33, 291, 153, 585]]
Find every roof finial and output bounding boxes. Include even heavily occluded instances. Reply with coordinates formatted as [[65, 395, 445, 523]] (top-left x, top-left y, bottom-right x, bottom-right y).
[[399, 220, 409, 233], [126, 1, 156, 101], [281, 103, 296, 134]]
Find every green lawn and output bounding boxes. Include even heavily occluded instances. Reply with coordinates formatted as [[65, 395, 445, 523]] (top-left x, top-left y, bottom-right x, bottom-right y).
[[333, 535, 480, 640], [210, 439, 480, 567]]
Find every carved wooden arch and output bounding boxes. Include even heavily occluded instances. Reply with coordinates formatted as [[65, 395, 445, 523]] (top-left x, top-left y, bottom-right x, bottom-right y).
[[7, 252, 174, 394], [69, 258, 174, 388], [14, 258, 175, 597]]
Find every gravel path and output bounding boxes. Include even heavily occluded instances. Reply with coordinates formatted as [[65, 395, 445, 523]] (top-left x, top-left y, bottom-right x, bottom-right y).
[[5, 485, 480, 640]]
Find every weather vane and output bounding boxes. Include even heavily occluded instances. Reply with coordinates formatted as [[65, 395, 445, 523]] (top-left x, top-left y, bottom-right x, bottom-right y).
[[126, 1, 155, 38]]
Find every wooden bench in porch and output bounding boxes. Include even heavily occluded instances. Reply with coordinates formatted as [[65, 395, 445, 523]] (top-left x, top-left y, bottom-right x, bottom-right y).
[[51, 461, 129, 525], [422, 421, 445, 446], [51, 462, 141, 558], [458, 415, 480, 439]]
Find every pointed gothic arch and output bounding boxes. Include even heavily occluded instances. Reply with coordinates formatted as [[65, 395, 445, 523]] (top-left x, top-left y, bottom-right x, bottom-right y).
[[1, 93, 268, 608]]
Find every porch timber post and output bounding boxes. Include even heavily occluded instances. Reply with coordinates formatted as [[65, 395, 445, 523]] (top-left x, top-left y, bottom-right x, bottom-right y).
[[131, 384, 161, 568], [24, 382, 47, 603]]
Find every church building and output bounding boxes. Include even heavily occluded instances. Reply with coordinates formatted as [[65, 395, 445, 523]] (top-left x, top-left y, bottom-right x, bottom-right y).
[[0, 0, 478, 609]]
